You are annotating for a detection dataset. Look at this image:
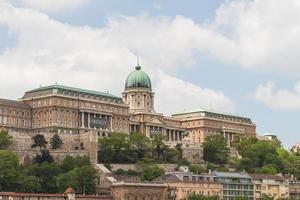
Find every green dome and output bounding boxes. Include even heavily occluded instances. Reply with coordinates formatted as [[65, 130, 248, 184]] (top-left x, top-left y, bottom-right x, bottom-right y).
[[125, 65, 152, 90]]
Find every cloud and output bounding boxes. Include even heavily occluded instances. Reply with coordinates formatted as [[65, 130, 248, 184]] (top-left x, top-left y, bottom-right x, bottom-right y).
[[254, 81, 300, 110], [22, 0, 89, 12], [209, 0, 300, 72], [0, 2, 235, 115], [154, 71, 235, 115]]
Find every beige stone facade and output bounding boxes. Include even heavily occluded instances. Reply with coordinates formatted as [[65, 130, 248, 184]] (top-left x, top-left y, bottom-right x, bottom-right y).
[[172, 109, 256, 145], [155, 173, 222, 200], [250, 174, 289, 200], [289, 181, 300, 199], [111, 183, 171, 200]]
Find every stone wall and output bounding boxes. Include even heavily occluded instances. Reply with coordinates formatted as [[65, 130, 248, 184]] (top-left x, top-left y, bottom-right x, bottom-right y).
[[182, 144, 203, 164], [8, 130, 93, 164]]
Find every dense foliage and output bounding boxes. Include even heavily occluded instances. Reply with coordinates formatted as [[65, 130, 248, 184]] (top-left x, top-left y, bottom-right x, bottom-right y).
[[0, 131, 97, 194], [0, 129, 12, 149], [233, 137, 300, 178], [202, 135, 230, 165], [0, 152, 97, 194], [185, 193, 219, 200], [98, 132, 182, 164]]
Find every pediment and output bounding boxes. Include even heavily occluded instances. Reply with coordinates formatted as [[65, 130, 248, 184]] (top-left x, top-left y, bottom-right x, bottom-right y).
[[148, 117, 165, 125]]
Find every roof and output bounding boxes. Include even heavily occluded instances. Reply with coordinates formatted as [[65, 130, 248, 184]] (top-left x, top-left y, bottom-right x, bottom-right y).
[[172, 108, 253, 123], [250, 174, 286, 181], [213, 172, 252, 179], [23, 84, 122, 100], [125, 65, 152, 90], [0, 98, 31, 109]]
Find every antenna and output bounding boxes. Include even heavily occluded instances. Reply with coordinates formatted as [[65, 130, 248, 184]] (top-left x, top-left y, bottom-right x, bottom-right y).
[[137, 55, 140, 66]]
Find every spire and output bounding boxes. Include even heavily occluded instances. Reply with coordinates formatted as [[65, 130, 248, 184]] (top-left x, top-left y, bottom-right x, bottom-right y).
[[135, 56, 141, 70]]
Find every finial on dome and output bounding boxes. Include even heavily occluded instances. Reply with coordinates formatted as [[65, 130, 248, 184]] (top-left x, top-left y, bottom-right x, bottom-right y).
[[135, 55, 141, 70], [135, 65, 141, 70]]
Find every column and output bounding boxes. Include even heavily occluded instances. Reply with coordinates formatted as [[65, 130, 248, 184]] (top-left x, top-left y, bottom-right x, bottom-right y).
[[105, 115, 108, 130], [110, 116, 113, 131], [81, 112, 84, 128], [87, 112, 90, 128]]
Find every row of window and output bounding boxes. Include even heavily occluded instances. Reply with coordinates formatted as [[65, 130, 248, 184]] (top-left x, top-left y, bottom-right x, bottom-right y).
[[0, 116, 31, 127], [32, 98, 128, 115], [0, 107, 31, 117]]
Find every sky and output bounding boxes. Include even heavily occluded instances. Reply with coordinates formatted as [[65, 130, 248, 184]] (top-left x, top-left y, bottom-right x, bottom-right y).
[[0, 0, 300, 147]]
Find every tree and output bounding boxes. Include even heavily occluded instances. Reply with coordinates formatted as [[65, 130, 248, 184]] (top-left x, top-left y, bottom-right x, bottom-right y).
[[98, 132, 132, 163], [50, 133, 63, 149], [163, 147, 179, 162], [60, 155, 91, 173], [185, 193, 219, 200], [232, 136, 257, 156], [34, 149, 54, 164], [31, 134, 48, 149], [75, 165, 97, 194], [129, 132, 150, 161], [138, 158, 164, 181], [0, 150, 20, 191], [27, 162, 61, 193], [175, 143, 183, 159], [202, 135, 230, 165], [151, 134, 167, 161], [189, 165, 206, 174], [0, 129, 12, 150], [237, 141, 282, 173], [255, 165, 277, 174]]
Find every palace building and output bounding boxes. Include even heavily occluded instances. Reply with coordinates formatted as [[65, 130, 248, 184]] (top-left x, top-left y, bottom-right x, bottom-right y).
[[0, 63, 256, 163]]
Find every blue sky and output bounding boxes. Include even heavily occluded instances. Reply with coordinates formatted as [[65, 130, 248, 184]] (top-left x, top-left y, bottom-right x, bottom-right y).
[[1, 0, 300, 147]]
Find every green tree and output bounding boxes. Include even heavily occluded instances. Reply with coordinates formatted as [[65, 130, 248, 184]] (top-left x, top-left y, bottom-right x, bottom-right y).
[[50, 133, 63, 149], [238, 141, 282, 173], [232, 136, 257, 156], [16, 172, 41, 192], [60, 155, 91, 173], [73, 165, 97, 194], [0, 150, 20, 191], [163, 147, 179, 162], [57, 170, 77, 193], [202, 135, 230, 165], [27, 162, 61, 193], [151, 134, 167, 161], [138, 158, 164, 181], [189, 164, 206, 174], [0, 129, 12, 150], [129, 132, 150, 161], [98, 132, 132, 163], [58, 166, 97, 194], [255, 165, 277, 174], [185, 193, 219, 200], [34, 149, 54, 164], [31, 134, 48, 149], [175, 143, 183, 159]]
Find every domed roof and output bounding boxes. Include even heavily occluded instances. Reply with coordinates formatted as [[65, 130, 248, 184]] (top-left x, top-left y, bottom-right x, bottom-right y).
[[125, 65, 152, 90]]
